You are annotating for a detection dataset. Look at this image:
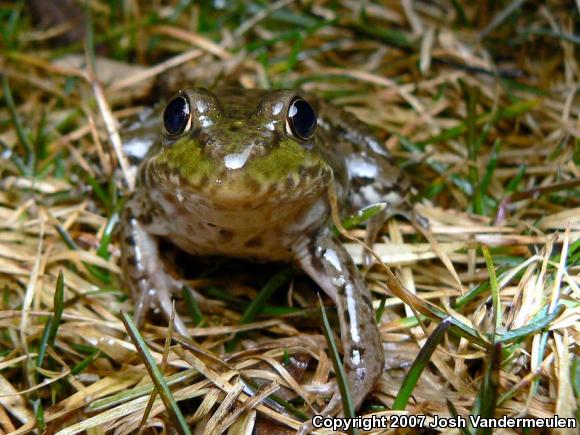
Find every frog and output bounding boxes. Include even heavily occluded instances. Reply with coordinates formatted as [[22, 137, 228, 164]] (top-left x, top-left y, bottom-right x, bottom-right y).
[[119, 87, 413, 411]]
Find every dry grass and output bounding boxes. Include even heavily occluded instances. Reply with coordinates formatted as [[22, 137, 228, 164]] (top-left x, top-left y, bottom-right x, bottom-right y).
[[0, 1, 578, 434]]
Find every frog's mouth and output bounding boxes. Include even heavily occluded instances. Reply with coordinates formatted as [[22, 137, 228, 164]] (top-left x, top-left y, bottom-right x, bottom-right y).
[[148, 137, 333, 207], [148, 175, 331, 234], [155, 166, 331, 208]]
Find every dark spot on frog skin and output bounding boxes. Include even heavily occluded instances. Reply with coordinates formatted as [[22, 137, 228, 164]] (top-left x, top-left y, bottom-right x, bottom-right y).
[[124, 235, 136, 246], [154, 163, 171, 181], [285, 174, 296, 189], [163, 191, 178, 205], [137, 213, 153, 225], [361, 291, 373, 308], [197, 174, 209, 189], [265, 182, 279, 194], [243, 175, 261, 194], [196, 130, 211, 148], [126, 255, 137, 266], [122, 207, 132, 220], [269, 131, 282, 149], [343, 307, 351, 321], [137, 166, 148, 186], [305, 164, 321, 178], [298, 165, 308, 182], [245, 236, 263, 248], [219, 229, 234, 242]]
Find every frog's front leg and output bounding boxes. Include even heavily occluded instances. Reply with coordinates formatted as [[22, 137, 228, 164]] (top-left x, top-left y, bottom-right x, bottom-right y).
[[120, 201, 189, 335], [293, 228, 384, 410]]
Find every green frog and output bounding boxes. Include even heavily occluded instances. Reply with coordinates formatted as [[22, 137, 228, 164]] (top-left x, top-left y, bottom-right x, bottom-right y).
[[120, 88, 412, 410]]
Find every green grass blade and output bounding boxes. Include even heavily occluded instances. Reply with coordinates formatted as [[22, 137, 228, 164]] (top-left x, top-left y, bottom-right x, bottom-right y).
[[417, 99, 539, 147], [238, 266, 294, 325], [96, 211, 120, 259], [499, 304, 565, 344], [393, 317, 451, 410], [54, 224, 78, 250], [120, 311, 191, 435], [54, 224, 110, 283], [472, 343, 501, 435], [479, 139, 500, 196], [240, 374, 309, 421], [32, 398, 46, 433], [572, 356, 579, 398], [226, 266, 293, 351], [339, 202, 387, 233], [2, 74, 34, 174], [71, 349, 102, 376], [182, 285, 203, 326], [482, 247, 502, 332], [447, 398, 473, 435], [461, 80, 482, 215], [36, 315, 53, 368], [86, 176, 112, 210], [88, 369, 199, 412], [453, 265, 511, 310], [375, 294, 387, 323], [48, 270, 65, 346]]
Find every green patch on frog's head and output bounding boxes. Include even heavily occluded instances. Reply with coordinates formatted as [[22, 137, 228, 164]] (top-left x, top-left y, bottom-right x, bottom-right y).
[[147, 88, 332, 205]]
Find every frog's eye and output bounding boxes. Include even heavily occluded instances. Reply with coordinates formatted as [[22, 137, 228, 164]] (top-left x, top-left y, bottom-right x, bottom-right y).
[[287, 97, 317, 141], [163, 95, 192, 136]]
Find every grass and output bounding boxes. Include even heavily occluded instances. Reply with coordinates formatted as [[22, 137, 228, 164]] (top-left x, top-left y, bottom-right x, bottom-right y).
[[0, 1, 578, 433]]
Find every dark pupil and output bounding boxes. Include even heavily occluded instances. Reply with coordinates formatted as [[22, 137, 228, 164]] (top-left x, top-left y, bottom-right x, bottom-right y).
[[289, 99, 316, 139], [164, 96, 190, 135]]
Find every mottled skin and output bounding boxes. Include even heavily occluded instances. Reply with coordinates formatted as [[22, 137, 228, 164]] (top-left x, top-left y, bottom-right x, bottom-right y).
[[120, 88, 410, 410]]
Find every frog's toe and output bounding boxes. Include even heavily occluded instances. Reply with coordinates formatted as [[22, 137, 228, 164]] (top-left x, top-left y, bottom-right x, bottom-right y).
[[130, 270, 189, 336], [133, 281, 152, 328], [156, 286, 189, 336], [146, 273, 190, 336]]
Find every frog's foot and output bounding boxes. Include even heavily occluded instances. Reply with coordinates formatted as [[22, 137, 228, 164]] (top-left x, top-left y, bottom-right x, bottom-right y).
[[294, 229, 384, 411], [133, 270, 189, 336], [120, 209, 189, 336]]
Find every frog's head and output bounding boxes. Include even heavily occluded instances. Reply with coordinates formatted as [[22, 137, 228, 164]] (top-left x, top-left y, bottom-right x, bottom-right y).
[[146, 88, 332, 208]]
